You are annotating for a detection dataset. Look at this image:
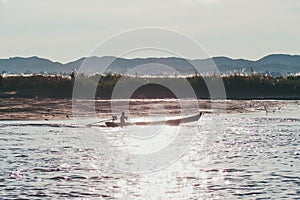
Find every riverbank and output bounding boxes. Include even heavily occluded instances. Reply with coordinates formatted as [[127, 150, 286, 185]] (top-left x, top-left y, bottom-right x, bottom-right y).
[[0, 98, 297, 120]]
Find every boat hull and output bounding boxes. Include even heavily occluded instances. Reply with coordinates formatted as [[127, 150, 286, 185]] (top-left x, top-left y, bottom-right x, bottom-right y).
[[105, 112, 202, 127]]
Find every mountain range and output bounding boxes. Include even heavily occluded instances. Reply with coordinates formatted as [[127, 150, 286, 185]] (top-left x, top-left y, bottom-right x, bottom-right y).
[[1, 54, 300, 76]]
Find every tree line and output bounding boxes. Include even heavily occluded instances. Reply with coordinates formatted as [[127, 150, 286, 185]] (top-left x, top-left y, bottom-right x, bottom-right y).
[[0, 73, 299, 99]]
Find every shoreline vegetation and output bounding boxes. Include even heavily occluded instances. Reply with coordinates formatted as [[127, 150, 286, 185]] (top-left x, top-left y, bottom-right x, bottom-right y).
[[0, 73, 299, 99]]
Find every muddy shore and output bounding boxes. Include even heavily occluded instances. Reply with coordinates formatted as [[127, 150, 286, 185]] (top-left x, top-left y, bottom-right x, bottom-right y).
[[0, 98, 297, 120]]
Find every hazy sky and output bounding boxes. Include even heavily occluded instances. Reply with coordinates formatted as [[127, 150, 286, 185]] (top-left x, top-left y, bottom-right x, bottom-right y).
[[0, 0, 300, 62]]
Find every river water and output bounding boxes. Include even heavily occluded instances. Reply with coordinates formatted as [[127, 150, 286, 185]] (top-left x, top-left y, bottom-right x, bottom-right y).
[[0, 100, 299, 199]]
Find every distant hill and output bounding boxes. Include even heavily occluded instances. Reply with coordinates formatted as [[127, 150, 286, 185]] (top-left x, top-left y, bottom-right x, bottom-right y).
[[0, 56, 64, 74], [1, 54, 300, 76]]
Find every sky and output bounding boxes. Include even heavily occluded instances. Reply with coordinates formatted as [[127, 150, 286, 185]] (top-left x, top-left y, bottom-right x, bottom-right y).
[[0, 0, 300, 63]]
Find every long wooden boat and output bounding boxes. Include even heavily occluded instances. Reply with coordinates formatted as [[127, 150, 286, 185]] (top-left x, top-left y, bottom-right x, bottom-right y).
[[105, 112, 202, 127]]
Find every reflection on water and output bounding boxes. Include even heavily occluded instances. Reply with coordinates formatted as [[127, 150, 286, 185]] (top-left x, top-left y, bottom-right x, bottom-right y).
[[0, 101, 299, 199]]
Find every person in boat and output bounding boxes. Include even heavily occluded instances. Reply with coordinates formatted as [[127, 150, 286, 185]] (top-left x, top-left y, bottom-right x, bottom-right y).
[[112, 114, 118, 121], [120, 112, 128, 126]]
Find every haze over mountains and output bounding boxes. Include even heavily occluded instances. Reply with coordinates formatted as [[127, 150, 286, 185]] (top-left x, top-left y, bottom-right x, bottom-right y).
[[0, 54, 300, 76]]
